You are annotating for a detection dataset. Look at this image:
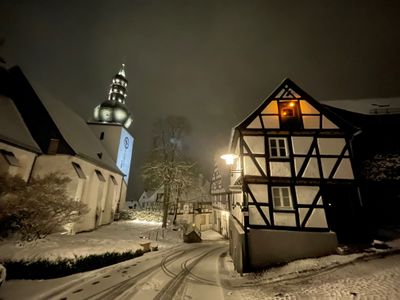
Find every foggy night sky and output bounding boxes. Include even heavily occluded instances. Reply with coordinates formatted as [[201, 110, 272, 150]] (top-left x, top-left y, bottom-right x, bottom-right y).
[[1, 0, 400, 200]]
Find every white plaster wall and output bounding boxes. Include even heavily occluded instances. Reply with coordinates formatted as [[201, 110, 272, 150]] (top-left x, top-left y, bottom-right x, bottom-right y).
[[322, 116, 339, 129], [247, 117, 262, 129], [231, 192, 244, 225], [292, 136, 313, 155], [249, 205, 270, 225], [299, 207, 328, 228], [262, 100, 278, 114], [318, 138, 345, 155], [302, 116, 320, 129], [303, 157, 320, 178], [243, 156, 261, 176], [243, 136, 264, 154], [118, 180, 128, 211], [32, 154, 123, 233], [295, 186, 319, 205], [273, 212, 296, 226], [88, 124, 121, 162], [261, 115, 279, 129], [294, 157, 305, 175], [321, 158, 337, 178], [300, 100, 319, 114], [248, 184, 268, 203], [0, 142, 37, 181], [334, 158, 354, 179], [270, 162, 291, 177]]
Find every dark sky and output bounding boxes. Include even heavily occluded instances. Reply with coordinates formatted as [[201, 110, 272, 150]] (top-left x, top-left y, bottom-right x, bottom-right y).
[[1, 0, 400, 200]]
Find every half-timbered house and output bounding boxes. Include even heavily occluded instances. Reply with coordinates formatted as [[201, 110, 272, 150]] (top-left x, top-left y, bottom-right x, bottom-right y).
[[210, 161, 231, 238], [226, 79, 364, 272]]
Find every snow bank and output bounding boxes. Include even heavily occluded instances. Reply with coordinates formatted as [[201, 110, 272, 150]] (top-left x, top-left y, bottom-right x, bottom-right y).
[[0, 220, 181, 262]]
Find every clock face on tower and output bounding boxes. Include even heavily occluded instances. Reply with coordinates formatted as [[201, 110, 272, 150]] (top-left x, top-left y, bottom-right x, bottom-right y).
[[124, 137, 129, 149], [100, 109, 112, 121]]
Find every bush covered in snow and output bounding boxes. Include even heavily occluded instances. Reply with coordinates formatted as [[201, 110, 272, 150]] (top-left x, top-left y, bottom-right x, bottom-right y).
[[362, 154, 400, 181], [119, 209, 163, 222], [0, 174, 88, 241], [2, 249, 145, 280]]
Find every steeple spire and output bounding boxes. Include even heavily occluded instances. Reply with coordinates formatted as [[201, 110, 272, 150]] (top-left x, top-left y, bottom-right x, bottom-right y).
[[118, 63, 126, 77], [92, 64, 133, 128], [108, 63, 128, 104]]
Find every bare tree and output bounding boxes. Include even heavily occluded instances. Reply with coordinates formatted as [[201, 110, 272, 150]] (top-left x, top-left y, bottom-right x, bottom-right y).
[[141, 116, 197, 228]]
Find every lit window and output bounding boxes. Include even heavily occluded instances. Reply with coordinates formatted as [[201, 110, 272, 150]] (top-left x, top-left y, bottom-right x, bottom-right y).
[[282, 108, 294, 116], [72, 162, 86, 179], [95, 170, 106, 182], [0, 150, 19, 166], [269, 138, 288, 158], [272, 187, 292, 209]]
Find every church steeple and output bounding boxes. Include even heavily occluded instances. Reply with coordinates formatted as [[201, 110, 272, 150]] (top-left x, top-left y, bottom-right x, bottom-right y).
[[108, 64, 127, 103], [93, 64, 133, 128]]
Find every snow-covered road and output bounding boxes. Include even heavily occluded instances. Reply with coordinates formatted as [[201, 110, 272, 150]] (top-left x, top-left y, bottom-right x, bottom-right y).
[[239, 253, 400, 299], [0, 240, 242, 300]]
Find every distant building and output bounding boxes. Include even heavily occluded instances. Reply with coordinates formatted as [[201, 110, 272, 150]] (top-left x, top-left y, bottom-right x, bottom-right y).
[[136, 175, 213, 230], [210, 161, 231, 238], [321, 98, 400, 230], [137, 186, 165, 211], [0, 64, 134, 233]]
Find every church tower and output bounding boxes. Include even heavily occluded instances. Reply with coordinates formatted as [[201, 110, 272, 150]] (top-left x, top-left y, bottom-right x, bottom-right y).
[[88, 64, 134, 184]]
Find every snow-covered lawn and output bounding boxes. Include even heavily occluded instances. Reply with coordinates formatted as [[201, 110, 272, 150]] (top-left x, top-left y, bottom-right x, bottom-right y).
[[0, 220, 181, 262]]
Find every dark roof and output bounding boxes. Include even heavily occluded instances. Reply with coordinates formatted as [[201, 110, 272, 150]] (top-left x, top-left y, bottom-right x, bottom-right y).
[[0, 95, 41, 153], [322, 98, 400, 115]]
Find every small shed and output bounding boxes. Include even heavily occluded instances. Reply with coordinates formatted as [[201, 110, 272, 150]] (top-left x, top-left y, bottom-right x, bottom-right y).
[[183, 225, 202, 243]]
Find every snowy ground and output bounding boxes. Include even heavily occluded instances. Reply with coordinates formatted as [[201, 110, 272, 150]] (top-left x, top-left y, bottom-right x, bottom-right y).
[[221, 239, 400, 299], [1, 221, 400, 299], [0, 220, 181, 261]]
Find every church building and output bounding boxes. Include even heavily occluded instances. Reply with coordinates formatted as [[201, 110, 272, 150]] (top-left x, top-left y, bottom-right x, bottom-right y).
[[0, 64, 134, 233]]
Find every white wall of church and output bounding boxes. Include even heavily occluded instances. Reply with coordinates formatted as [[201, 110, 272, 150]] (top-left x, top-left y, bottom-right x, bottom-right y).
[[88, 124, 122, 161], [31, 154, 123, 233], [0, 142, 37, 181]]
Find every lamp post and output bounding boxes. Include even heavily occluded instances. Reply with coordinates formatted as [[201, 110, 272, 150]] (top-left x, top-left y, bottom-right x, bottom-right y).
[[220, 153, 238, 165]]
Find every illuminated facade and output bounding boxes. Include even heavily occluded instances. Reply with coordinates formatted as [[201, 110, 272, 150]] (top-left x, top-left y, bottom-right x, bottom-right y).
[[210, 161, 231, 238], [225, 79, 364, 273], [89, 65, 134, 185], [93, 64, 133, 128], [0, 66, 125, 233]]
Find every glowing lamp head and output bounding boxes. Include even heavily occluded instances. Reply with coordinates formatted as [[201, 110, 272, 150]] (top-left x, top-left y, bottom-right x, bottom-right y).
[[221, 153, 238, 165], [288, 101, 296, 107]]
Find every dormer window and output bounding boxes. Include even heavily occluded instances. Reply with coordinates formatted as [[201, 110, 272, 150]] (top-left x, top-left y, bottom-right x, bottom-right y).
[[282, 108, 294, 117], [279, 100, 302, 130]]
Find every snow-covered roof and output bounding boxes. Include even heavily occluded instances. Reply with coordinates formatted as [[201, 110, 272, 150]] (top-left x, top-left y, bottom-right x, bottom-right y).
[[0, 95, 41, 153], [322, 97, 400, 115], [32, 84, 121, 174]]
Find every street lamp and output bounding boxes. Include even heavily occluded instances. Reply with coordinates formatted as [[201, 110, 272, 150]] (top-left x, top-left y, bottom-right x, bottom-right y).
[[220, 153, 238, 165]]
